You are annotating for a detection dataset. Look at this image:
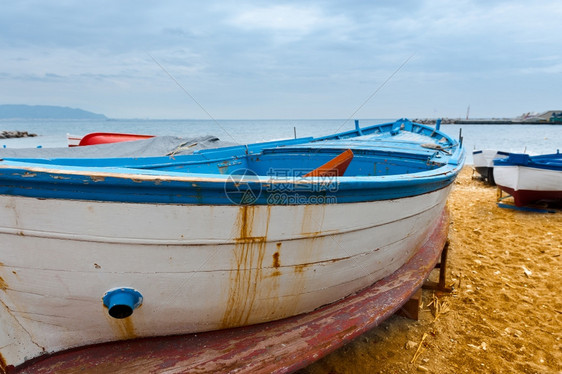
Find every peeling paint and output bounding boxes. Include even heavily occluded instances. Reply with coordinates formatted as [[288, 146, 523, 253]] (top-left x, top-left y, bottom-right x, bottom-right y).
[[90, 176, 106, 182], [12, 209, 450, 373]]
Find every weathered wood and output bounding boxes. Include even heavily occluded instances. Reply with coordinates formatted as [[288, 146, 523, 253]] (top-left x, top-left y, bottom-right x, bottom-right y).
[[423, 240, 452, 292], [13, 209, 449, 374], [395, 288, 422, 320], [304, 149, 354, 177]]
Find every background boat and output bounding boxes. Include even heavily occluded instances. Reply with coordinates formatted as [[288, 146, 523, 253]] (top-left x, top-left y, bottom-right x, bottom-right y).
[[472, 149, 509, 185], [73, 132, 155, 146], [493, 151, 562, 206]]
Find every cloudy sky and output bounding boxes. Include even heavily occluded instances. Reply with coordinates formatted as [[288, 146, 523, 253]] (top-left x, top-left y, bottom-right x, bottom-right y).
[[1, 1, 561, 119]]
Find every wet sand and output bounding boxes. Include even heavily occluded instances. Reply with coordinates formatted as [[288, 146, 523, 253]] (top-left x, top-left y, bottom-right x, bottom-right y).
[[297, 166, 561, 374]]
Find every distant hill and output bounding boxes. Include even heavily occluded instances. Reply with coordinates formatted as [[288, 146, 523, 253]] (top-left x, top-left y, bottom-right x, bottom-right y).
[[0, 105, 107, 119]]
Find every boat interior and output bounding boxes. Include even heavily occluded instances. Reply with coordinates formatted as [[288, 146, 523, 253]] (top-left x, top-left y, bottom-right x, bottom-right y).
[[1, 119, 460, 178]]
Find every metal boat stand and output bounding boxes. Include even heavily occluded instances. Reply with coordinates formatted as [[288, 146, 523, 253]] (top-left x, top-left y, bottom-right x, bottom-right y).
[[14, 210, 450, 374]]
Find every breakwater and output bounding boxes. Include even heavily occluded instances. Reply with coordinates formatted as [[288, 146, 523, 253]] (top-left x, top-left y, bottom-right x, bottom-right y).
[[0, 130, 37, 139], [414, 118, 556, 125]]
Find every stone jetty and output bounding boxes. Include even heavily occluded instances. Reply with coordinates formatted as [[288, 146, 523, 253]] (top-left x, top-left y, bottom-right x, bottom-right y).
[[0, 130, 37, 139]]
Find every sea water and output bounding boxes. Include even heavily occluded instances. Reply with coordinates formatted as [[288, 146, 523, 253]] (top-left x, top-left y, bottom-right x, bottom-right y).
[[1, 118, 561, 164]]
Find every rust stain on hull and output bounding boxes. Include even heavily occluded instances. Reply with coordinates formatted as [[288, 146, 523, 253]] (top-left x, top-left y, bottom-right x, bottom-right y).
[[293, 264, 310, 274], [0, 352, 8, 374], [14, 210, 451, 374], [221, 206, 271, 328], [0, 276, 7, 291], [270, 243, 282, 278], [107, 316, 137, 340], [104, 301, 138, 340], [300, 204, 326, 236], [272, 243, 281, 269]]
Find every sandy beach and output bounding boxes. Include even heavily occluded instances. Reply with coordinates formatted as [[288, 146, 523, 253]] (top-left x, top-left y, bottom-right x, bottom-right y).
[[297, 166, 561, 374]]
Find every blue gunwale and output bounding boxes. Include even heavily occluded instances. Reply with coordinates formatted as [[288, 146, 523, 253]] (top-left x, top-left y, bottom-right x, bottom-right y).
[[493, 151, 562, 171], [0, 119, 465, 205]]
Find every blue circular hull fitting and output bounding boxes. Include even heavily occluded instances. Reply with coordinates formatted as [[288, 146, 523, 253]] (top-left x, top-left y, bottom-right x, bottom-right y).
[[103, 288, 143, 319]]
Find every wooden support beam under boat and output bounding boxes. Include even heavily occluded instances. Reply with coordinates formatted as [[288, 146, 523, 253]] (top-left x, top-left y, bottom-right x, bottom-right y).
[[395, 288, 422, 321], [423, 240, 452, 293]]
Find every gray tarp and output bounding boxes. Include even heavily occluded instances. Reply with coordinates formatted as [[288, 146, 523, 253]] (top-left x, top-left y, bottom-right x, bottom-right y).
[[0, 135, 237, 159]]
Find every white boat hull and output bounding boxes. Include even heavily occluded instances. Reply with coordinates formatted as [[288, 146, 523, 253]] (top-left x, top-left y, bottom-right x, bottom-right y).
[[494, 165, 562, 192], [472, 149, 502, 168], [0, 186, 450, 367], [472, 150, 508, 185], [493, 165, 562, 206]]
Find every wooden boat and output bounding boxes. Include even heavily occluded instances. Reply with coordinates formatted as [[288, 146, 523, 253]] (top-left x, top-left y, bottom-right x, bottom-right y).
[[66, 133, 82, 147], [16, 209, 451, 374], [67, 132, 155, 147], [472, 149, 509, 185], [0, 119, 464, 370], [493, 151, 562, 206]]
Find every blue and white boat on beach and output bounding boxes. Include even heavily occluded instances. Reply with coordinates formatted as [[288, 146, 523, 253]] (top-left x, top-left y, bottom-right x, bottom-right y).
[[472, 149, 509, 185], [0, 118, 464, 369], [493, 151, 562, 207]]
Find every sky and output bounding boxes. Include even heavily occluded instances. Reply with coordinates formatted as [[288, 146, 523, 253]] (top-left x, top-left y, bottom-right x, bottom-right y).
[[1, 0, 561, 119]]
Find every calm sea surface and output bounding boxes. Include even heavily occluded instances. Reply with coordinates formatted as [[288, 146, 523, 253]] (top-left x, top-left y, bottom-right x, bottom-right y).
[[1, 119, 561, 164]]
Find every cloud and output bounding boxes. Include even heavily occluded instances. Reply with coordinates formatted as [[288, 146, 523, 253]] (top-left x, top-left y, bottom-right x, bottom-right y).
[[0, 1, 561, 118], [226, 3, 358, 47], [229, 5, 325, 32], [517, 63, 562, 75]]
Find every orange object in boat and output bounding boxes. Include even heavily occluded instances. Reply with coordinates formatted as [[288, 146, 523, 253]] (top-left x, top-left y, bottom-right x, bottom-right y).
[[78, 132, 155, 146], [304, 149, 354, 177]]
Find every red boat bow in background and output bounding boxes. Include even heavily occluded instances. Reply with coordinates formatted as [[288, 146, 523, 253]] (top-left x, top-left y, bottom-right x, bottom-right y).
[[69, 132, 154, 147]]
